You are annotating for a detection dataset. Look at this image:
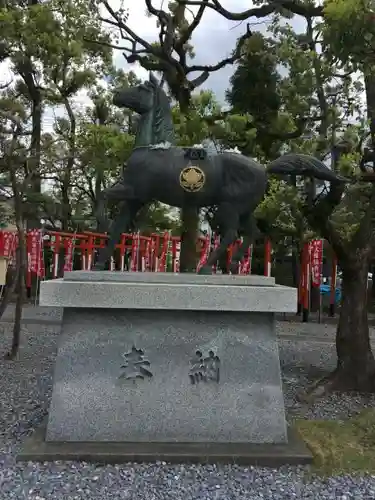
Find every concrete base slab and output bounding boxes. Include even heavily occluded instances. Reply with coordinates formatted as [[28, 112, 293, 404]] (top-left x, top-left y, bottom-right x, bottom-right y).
[[17, 424, 312, 467], [64, 271, 276, 286]]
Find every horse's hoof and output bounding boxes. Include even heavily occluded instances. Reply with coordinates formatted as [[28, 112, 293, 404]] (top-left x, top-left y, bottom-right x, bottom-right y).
[[92, 262, 106, 271], [229, 263, 239, 274], [198, 266, 212, 275]]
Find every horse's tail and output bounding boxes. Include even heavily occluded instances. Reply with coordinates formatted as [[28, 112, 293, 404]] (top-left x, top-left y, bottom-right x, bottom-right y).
[[267, 153, 348, 183]]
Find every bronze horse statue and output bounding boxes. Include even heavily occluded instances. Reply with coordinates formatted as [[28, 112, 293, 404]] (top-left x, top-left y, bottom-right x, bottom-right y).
[[93, 73, 346, 274]]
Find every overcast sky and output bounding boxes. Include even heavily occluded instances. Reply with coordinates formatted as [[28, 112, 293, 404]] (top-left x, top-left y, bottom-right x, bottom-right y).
[[0, 1, 306, 130], [56, 0, 282, 129], [113, 0, 271, 102], [113, 1, 305, 101]]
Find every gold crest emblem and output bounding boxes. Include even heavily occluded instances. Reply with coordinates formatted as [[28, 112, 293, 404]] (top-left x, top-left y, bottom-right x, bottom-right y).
[[179, 165, 205, 192]]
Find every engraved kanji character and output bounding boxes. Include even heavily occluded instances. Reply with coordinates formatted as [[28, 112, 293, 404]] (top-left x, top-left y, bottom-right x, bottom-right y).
[[119, 346, 153, 382]]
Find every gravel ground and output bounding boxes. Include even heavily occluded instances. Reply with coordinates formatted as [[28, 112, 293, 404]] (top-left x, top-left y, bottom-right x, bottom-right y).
[[1, 319, 375, 499]]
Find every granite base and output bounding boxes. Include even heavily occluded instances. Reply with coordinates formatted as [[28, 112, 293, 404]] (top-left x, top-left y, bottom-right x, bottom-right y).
[[40, 273, 297, 446]]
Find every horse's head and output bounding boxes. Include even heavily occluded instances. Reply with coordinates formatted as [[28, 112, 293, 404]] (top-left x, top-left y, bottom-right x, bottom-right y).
[[113, 73, 175, 146], [112, 73, 158, 115]]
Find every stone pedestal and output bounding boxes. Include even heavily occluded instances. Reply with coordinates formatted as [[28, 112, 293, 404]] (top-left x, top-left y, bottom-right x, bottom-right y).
[[39, 272, 296, 446]]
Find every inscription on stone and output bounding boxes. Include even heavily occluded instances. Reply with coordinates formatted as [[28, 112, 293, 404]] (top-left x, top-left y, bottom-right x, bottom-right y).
[[119, 346, 153, 382], [189, 349, 220, 384]]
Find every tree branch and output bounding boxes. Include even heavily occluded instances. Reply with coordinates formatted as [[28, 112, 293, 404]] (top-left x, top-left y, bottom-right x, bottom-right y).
[[350, 183, 375, 256], [177, 0, 323, 21], [202, 110, 323, 141], [144, 0, 175, 57], [186, 23, 253, 89], [306, 16, 329, 157], [101, 2, 160, 56], [84, 36, 148, 54], [176, 0, 209, 48], [303, 182, 347, 260]]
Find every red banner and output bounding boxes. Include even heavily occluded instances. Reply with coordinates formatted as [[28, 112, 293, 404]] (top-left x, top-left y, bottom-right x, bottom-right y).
[[28, 230, 43, 276], [63, 238, 74, 272], [239, 245, 252, 275], [172, 239, 180, 273], [1, 231, 17, 259], [211, 234, 220, 273], [26, 229, 44, 287], [196, 234, 210, 273], [130, 232, 140, 272], [143, 238, 152, 272], [310, 239, 323, 287], [0, 229, 276, 280], [158, 232, 170, 272], [149, 236, 157, 272]]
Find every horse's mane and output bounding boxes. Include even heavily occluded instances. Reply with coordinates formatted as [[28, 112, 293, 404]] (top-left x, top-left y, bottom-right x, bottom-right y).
[[152, 85, 175, 145]]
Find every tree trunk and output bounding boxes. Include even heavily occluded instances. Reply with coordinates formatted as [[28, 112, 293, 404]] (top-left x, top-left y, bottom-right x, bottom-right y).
[[27, 91, 42, 229], [17, 57, 42, 229], [371, 262, 375, 298], [5, 247, 24, 360], [61, 96, 75, 231], [334, 257, 375, 391], [179, 206, 199, 273], [6, 151, 28, 359], [94, 170, 104, 232]]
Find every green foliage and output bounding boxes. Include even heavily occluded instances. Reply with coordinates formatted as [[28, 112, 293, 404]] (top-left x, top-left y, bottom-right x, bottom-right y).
[[323, 0, 375, 67], [172, 90, 220, 145], [1, 0, 112, 105], [137, 203, 180, 234], [77, 123, 133, 174], [171, 90, 258, 153], [225, 10, 375, 254], [1, 0, 111, 64], [256, 179, 302, 236], [226, 34, 281, 156]]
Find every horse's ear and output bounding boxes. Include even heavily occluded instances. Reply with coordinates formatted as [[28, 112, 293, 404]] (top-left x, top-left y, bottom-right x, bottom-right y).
[[149, 72, 159, 87]]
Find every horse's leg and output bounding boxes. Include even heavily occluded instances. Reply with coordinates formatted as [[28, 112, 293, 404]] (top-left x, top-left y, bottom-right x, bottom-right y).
[[95, 182, 130, 233], [218, 253, 229, 274], [95, 189, 109, 233], [199, 204, 239, 275], [206, 211, 228, 273], [213, 230, 229, 274], [93, 199, 144, 271], [229, 212, 260, 274]]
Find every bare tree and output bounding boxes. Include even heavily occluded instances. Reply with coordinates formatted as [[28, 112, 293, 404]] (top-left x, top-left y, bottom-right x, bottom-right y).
[[176, 0, 322, 21], [99, 0, 253, 111]]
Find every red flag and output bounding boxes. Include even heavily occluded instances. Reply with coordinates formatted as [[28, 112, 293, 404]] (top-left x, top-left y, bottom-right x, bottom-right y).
[[239, 245, 252, 275], [144, 238, 152, 271], [2, 231, 16, 259], [158, 232, 170, 272], [196, 234, 210, 273], [63, 238, 74, 273], [310, 239, 323, 287], [172, 238, 180, 273], [29, 230, 43, 276], [211, 233, 220, 273], [130, 232, 140, 272]]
